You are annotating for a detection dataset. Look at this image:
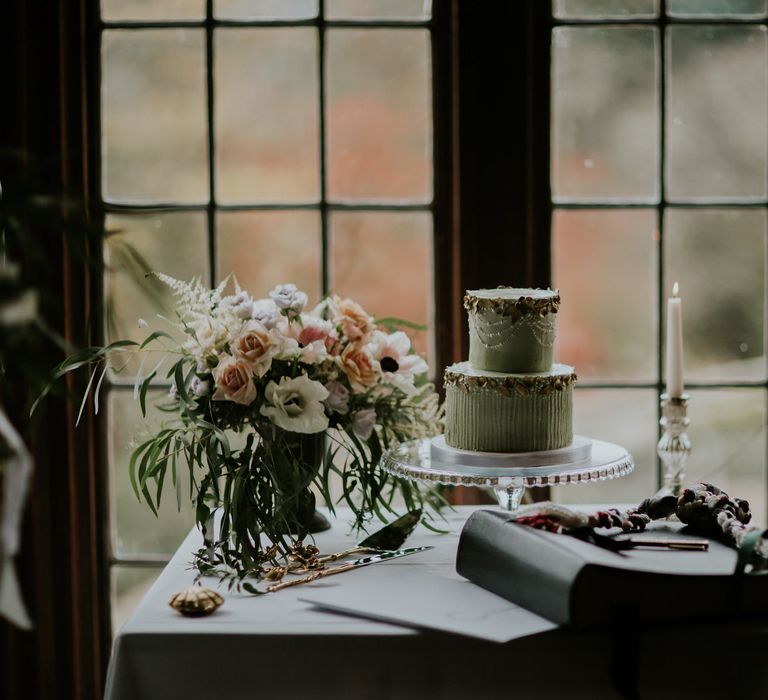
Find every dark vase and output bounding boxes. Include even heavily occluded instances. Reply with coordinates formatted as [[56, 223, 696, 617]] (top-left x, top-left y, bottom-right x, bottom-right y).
[[277, 431, 331, 536]]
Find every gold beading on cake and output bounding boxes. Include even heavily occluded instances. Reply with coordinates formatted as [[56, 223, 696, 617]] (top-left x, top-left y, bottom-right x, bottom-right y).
[[463, 288, 560, 321], [444, 369, 577, 398]]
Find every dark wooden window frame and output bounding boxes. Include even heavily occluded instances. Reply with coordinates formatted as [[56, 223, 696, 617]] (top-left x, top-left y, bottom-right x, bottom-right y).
[[0, 1, 552, 697]]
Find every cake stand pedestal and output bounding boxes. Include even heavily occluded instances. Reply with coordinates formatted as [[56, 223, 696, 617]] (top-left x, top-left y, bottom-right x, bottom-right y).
[[380, 437, 634, 512]]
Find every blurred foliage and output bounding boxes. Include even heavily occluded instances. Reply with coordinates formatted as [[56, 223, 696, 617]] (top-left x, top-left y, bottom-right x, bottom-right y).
[[0, 149, 101, 417]]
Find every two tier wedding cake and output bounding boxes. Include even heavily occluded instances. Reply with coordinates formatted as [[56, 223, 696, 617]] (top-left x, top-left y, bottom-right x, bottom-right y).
[[443, 288, 577, 454]]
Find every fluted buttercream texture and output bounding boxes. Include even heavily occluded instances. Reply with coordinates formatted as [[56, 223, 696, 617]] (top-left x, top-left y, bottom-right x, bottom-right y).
[[445, 369, 573, 453]]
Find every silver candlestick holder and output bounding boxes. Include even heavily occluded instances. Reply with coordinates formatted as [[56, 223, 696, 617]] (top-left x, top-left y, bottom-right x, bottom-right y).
[[657, 393, 691, 497]]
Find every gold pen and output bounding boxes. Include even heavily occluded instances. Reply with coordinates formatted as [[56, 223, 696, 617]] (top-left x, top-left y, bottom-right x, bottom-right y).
[[625, 538, 709, 551]]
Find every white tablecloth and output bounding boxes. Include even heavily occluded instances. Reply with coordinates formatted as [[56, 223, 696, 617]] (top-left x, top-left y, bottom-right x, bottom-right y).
[[105, 506, 768, 700]]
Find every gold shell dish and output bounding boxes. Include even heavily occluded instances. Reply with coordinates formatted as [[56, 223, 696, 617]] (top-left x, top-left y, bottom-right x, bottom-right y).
[[169, 586, 224, 617]]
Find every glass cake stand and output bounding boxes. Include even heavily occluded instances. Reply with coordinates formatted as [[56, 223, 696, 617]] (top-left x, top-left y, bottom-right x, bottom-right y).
[[380, 436, 634, 511]]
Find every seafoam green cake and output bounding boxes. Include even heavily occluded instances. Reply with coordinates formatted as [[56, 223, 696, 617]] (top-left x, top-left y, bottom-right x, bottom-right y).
[[466, 288, 559, 373], [444, 361, 575, 453], [443, 287, 576, 454]]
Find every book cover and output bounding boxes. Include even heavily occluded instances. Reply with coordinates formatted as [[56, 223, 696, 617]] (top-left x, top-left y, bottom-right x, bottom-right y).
[[456, 509, 768, 627]]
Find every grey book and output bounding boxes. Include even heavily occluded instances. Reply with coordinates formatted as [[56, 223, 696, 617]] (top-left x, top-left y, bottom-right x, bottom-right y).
[[456, 509, 768, 628]]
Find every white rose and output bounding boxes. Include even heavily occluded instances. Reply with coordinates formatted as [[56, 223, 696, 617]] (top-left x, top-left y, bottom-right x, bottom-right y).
[[251, 298, 281, 329], [324, 380, 350, 415], [351, 409, 376, 440], [260, 374, 329, 434], [220, 291, 253, 320], [269, 283, 308, 318]]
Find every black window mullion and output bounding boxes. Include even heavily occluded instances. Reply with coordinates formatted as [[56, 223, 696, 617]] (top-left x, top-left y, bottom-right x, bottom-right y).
[[656, 1, 668, 487], [319, 0, 329, 296], [100, 19, 432, 30], [206, 0, 217, 286]]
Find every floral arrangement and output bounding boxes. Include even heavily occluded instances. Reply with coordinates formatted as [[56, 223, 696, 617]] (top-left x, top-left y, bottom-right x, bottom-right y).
[[58, 275, 445, 582]]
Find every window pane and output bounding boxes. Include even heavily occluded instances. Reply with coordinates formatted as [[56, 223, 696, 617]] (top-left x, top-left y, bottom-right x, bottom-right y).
[[215, 29, 320, 203], [102, 30, 208, 204], [665, 208, 766, 382], [552, 27, 659, 203], [108, 391, 196, 558], [216, 211, 322, 301], [215, 0, 318, 19], [101, 0, 204, 21], [111, 565, 163, 634], [686, 389, 766, 525], [104, 212, 209, 379], [556, 389, 657, 505], [552, 209, 657, 382], [326, 0, 432, 19], [668, 0, 767, 17], [326, 29, 432, 202], [329, 211, 433, 360], [553, 0, 658, 19], [667, 26, 767, 202]]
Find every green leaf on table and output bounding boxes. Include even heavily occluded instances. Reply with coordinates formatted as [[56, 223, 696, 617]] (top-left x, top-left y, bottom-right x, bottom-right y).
[[241, 582, 266, 596]]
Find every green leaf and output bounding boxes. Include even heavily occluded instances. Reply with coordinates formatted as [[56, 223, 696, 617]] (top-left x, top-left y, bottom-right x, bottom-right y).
[[141, 484, 158, 516], [140, 330, 174, 349], [93, 363, 109, 415], [139, 371, 156, 417], [242, 582, 266, 596], [172, 439, 182, 511], [174, 361, 190, 404], [129, 440, 154, 501], [154, 439, 172, 508], [75, 365, 99, 427]]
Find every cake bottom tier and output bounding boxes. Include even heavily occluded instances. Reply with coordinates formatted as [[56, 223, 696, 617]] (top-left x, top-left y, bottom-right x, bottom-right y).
[[444, 361, 575, 453]]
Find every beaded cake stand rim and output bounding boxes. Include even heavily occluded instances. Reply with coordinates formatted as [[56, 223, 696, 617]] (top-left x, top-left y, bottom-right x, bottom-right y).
[[380, 437, 635, 489]]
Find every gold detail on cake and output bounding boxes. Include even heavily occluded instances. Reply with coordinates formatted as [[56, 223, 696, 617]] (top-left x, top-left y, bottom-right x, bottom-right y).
[[444, 369, 577, 397], [463, 289, 560, 321]]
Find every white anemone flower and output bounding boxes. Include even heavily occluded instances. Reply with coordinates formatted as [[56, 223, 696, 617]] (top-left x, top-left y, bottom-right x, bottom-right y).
[[367, 330, 428, 394], [260, 374, 330, 434]]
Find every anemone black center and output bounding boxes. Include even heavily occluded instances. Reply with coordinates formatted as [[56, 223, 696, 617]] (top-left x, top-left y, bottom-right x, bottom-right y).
[[381, 356, 399, 373]]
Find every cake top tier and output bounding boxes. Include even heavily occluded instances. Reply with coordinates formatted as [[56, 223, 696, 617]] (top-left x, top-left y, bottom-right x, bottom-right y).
[[465, 287, 559, 373], [464, 287, 560, 321]]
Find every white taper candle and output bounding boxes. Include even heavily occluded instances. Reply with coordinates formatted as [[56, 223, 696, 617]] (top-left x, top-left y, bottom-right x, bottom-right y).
[[666, 282, 684, 398]]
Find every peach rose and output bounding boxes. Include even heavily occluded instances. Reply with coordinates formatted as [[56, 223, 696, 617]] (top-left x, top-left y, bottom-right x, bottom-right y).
[[331, 295, 373, 343], [232, 321, 274, 377], [212, 354, 257, 405], [324, 327, 342, 357], [340, 345, 379, 392]]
